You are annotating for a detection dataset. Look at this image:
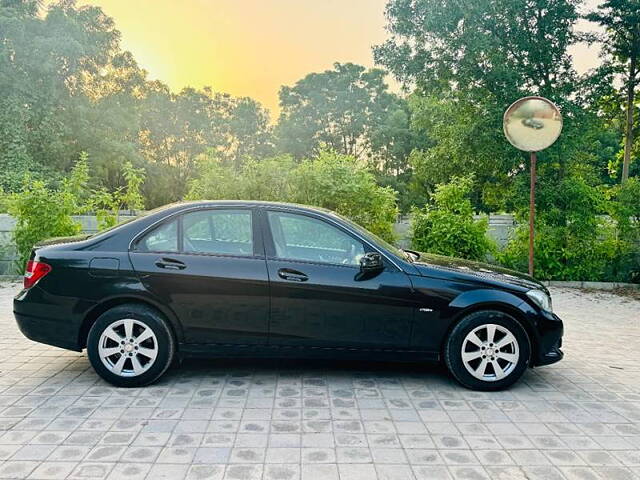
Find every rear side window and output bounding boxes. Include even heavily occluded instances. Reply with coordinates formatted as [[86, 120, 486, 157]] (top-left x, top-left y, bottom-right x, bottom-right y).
[[137, 219, 178, 252], [183, 209, 253, 256]]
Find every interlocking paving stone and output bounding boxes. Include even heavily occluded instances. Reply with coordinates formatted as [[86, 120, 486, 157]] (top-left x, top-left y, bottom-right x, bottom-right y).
[[0, 284, 638, 479]]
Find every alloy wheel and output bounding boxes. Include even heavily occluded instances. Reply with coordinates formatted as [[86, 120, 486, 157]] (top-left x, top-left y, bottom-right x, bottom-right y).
[[461, 323, 519, 382], [98, 318, 158, 377]]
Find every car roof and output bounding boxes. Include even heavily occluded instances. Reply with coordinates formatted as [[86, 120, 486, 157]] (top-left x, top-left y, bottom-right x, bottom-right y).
[[153, 200, 335, 216]]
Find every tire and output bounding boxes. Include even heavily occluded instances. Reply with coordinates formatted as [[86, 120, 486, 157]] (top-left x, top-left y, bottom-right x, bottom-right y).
[[87, 304, 175, 387], [444, 310, 531, 391]]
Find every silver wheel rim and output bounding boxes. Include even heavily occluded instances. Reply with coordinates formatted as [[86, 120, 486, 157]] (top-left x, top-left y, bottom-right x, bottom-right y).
[[461, 323, 519, 382], [98, 319, 158, 377]]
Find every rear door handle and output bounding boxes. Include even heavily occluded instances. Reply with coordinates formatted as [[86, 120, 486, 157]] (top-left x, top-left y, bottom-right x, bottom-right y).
[[278, 268, 308, 282], [155, 257, 186, 270]]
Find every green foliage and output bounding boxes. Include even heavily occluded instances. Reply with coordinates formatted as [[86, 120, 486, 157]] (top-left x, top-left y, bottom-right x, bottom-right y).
[[276, 62, 415, 163], [292, 151, 399, 242], [0, 0, 122, 189], [586, 0, 640, 182], [6, 156, 89, 269], [498, 176, 634, 281], [408, 94, 519, 212], [186, 154, 296, 202], [138, 86, 274, 206], [374, 0, 581, 100], [88, 161, 146, 230], [605, 178, 640, 282], [187, 151, 399, 242], [411, 176, 495, 260], [609, 177, 640, 238]]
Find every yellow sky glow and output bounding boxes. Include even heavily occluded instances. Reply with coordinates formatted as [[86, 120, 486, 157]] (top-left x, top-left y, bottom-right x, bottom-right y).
[[79, 0, 390, 118], [76, 0, 601, 119]]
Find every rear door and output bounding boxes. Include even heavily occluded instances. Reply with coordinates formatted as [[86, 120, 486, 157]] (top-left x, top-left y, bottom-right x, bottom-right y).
[[129, 207, 270, 345]]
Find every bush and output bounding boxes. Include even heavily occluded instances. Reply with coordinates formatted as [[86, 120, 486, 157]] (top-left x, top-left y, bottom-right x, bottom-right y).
[[88, 161, 146, 230], [6, 157, 89, 270], [292, 151, 398, 242], [410, 175, 495, 260], [186, 154, 296, 202], [498, 176, 633, 281], [605, 178, 640, 282], [186, 150, 399, 242], [4, 154, 148, 271]]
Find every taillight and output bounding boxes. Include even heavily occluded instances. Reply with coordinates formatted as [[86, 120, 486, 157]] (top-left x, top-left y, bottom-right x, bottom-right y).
[[24, 260, 52, 289]]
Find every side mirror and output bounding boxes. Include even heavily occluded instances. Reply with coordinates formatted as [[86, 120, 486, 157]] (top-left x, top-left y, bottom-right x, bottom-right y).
[[359, 252, 383, 272]]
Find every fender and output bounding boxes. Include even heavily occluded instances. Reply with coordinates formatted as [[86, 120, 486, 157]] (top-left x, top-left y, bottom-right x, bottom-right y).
[[447, 288, 542, 347], [79, 291, 185, 348], [450, 288, 527, 312]]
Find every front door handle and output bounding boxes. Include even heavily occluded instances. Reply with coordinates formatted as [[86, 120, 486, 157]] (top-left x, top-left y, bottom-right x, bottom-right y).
[[278, 268, 308, 282], [155, 257, 186, 270]]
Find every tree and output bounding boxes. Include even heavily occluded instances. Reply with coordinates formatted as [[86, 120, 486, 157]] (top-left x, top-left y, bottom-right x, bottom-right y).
[[0, 1, 275, 208], [276, 62, 404, 160], [587, 0, 640, 182], [225, 97, 274, 170], [373, 0, 591, 212], [137, 84, 227, 205], [0, 0, 121, 190], [138, 85, 274, 206], [186, 153, 296, 202], [407, 93, 520, 211], [374, 0, 582, 101], [498, 176, 625, 280]]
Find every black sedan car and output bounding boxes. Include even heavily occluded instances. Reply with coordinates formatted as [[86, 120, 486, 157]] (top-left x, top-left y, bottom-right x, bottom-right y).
[[14, 201, 563, 390]]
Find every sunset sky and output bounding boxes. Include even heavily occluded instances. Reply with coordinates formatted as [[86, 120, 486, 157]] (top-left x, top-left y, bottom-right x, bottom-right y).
[[77, 0, 601, 118]]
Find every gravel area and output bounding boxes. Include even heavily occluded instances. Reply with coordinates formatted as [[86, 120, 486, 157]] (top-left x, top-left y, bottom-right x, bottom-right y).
[[0, 283, 638, 479]]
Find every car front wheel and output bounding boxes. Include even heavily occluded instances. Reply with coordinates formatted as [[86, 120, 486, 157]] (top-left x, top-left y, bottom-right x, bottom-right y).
[[444, 310, 531, 391], [87, 304, 175, 387]]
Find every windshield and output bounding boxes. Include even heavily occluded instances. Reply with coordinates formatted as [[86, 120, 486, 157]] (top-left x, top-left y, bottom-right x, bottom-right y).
[[331, 213, 410, 262]]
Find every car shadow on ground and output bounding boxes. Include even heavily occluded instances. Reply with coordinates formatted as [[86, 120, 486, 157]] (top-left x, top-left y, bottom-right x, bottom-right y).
[[164, 356, 453, 383]]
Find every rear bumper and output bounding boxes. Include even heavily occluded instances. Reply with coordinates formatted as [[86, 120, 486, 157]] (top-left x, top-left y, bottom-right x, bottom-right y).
[[14, 287, 85, 352], [14, 311, 82, 351]]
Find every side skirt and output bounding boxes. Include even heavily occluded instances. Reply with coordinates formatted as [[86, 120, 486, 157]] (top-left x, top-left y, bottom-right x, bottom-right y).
[[178, 343, 440, 363]]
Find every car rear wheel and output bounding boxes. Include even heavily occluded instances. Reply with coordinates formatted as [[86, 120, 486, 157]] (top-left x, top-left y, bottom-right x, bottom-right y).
[[444, 310, 530, 391], [87, 304, 175, 387]]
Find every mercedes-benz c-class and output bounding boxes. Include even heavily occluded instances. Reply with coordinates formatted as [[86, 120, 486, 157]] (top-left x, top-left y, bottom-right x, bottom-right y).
[[14, 201, 563, 390]]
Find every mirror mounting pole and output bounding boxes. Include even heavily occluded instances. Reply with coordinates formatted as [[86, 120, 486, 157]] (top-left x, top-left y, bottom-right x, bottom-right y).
[[529, 151, 536, 277]]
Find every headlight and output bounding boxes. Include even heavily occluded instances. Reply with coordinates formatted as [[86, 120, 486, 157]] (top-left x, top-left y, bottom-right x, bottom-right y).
[[527, 289, 553, 312]]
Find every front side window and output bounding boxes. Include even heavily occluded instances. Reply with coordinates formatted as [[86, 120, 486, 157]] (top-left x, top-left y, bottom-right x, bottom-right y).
[[183, 209, 253, 256], [137, 219, 178, 252], [268, 211, 365, 266]]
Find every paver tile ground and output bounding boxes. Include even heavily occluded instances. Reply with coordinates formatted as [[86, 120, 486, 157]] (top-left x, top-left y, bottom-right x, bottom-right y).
[[0, 283, 638, 479]]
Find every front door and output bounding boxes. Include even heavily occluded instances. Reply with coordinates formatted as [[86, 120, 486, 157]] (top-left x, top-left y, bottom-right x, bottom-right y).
[[263, 209, 415, 349], [129, 207, 270, 345]]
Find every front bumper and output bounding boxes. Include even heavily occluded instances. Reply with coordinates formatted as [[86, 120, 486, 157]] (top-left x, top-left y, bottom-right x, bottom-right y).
[[532, 311, 564, 366], [536, 337, 563, 366]]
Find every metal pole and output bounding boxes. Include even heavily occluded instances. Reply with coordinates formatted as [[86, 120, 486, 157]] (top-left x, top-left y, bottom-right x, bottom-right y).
[[529, 151, 537, 277]]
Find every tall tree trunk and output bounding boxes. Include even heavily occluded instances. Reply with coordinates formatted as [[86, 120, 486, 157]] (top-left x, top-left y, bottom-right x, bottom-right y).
[[622, 52, 637, 183]]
